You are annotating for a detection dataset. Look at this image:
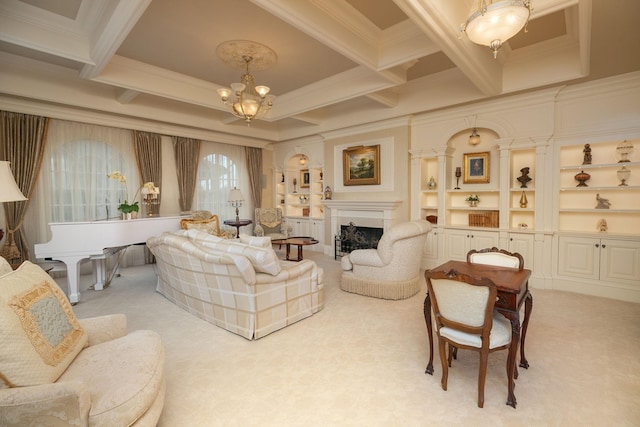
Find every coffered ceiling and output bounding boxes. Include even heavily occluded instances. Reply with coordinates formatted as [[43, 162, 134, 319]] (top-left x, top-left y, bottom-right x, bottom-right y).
[[1, 0, 639, 145]]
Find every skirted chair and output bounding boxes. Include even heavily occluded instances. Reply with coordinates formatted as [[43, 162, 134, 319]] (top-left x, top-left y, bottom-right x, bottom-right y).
[[253, 207, 292, 240], [340, 219, 432, 300]]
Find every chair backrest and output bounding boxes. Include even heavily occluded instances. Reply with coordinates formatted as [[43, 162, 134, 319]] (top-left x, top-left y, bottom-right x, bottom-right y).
[[255, 208, 283, 228], [426, 269, 497, 335], [467, 247, 524, 270]]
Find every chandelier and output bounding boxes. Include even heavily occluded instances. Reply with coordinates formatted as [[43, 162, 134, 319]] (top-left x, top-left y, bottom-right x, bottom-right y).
[[216, 41, 277, 125], [461, 1, 532, 58]]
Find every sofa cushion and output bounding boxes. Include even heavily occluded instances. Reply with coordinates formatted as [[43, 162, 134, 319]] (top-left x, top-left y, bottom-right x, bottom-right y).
[[0, 262, 88, 388], [183, 230, 282, 276], [58, 329, 165, 426], [239, 234, 271, 248]]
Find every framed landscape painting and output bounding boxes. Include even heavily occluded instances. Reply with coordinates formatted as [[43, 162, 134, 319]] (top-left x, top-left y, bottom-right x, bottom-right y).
[[463, 151, 490, 184], [343, 144, 380, 186]]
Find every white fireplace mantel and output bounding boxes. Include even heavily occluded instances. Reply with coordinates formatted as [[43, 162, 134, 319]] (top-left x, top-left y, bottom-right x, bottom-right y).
[[322, 200, 402, 243]]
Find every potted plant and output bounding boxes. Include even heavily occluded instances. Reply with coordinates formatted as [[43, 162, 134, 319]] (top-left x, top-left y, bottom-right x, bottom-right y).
[[465, 194, 480, 207]]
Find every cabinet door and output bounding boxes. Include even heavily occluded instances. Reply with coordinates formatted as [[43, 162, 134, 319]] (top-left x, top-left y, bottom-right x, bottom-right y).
[[558, 236, 599, 280], [470, 230, 499, 252], [508, 233, 534, 269], [600, 239, 640, 284], [290, 219, 310, 237], [424, 228, 438, 260], [444, 229, 471, 261], [310, 220, 324, 244]]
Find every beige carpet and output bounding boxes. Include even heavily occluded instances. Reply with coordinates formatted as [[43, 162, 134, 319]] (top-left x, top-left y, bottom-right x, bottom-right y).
[[69, 249, 640, 427]]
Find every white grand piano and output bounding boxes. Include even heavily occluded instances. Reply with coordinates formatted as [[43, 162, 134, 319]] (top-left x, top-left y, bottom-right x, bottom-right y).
[[34, 215, 184, 304]]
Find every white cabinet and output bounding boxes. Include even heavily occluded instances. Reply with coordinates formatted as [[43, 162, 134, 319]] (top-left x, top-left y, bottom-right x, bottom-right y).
[[558, 235, 640, 285], [443, 228, 499, 262], [287, 218, 310, 237], [310, 219, 324, 245], [507, 232, 534, 269]]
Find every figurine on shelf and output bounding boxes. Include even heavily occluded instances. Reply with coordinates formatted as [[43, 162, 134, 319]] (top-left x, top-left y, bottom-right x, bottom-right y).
[[454, 167, 461, 189], [427, 176, 436, 190], [582, 144, 592, 165], [324, 186, 332, 200], [595, 193, 611, 209], [517, 167, 532, 188], [597, 219, 608, 233]]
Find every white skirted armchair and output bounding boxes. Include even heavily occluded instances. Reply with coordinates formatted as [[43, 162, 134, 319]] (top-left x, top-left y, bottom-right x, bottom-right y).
[[340, 220, 432, 299]]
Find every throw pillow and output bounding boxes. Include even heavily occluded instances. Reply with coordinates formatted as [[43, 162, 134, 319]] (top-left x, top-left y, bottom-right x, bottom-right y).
[[239, 234, 271, 248], [0, 262, 88, 388], [180, 215, 221, 236]]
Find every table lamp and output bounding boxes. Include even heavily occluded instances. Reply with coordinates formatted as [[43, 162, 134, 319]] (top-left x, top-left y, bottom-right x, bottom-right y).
[[228, 187, 244, 223], [0, 161, 27, 241], [141, 183, 160, 216]]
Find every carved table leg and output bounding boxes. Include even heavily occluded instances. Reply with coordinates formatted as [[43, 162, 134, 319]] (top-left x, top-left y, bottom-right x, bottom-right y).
[[424, 293, 434, 375], [519, 291, 533, 369], [506, 314, 520, 409]]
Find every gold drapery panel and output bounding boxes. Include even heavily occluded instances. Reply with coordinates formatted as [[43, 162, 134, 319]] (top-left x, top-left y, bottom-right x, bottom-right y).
[[0, 111, 49, 265], [245, 147, 263, 216], [133, 130, 162, 264], [172, 136, 201, 212]]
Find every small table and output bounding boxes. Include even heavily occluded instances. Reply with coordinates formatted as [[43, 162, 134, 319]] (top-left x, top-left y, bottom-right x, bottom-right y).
[[223, 219, 252, 238], [271, 236, 319, 261], [424, 260, 533, 408]]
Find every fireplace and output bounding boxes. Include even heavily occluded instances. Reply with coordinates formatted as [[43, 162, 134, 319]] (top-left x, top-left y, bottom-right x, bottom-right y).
[[322, 200, 402, 259], [335, 222, 384, 259]]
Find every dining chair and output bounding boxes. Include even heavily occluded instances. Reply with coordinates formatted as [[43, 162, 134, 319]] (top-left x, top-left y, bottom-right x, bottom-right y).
[[425, 269, 512, 408], [467, 247, 524, 270], [464, 247, 525, 375]]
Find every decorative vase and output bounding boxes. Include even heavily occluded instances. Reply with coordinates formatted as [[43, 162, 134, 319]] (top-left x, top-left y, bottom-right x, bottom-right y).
[[468, 200, 478, 207], [519, 191, 528, 208], [122, 212, 132, 220], [427, 176, 437, 190], [574, 170, 591, 187]]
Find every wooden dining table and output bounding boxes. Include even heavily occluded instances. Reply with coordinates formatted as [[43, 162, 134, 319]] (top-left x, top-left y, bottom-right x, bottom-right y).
[[424, 260, 533, 408]]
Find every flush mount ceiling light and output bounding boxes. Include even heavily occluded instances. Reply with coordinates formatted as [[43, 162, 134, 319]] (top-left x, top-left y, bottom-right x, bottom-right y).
[[216, 40, 277, 126], [461, 0, 532, 59]]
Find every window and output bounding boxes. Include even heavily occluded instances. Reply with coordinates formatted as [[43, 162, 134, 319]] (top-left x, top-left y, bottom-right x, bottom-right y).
[[34, 120, 138, 223], [195, 142, 251, 221]]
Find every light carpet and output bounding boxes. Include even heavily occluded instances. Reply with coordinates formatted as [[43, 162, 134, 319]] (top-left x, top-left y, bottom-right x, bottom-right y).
[[69, 249, 640, 427]]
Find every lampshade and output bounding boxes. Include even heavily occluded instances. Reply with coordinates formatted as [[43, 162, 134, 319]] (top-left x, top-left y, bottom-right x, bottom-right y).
[[0, 161, 27, 202], [228, 188, 244, 203], [462, 0, 532, 58]]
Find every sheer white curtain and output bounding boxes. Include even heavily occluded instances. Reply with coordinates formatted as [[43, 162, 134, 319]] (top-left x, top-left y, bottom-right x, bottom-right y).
[[26, 120, 138, 248], [194, 141, 253, 225]]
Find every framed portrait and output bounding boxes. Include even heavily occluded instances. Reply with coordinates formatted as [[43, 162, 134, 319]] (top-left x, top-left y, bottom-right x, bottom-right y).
[[343, 144, 380, 186], [300, 169, 310, 188], [463, 152, 490, 184]]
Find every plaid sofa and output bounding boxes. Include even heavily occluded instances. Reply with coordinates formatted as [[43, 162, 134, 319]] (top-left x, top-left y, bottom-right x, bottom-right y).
[[147, 230, 324, 339]]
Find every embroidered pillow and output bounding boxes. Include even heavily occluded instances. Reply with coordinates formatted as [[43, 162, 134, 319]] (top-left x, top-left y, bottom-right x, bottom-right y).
[[180, 215, 222, 236], [0, 262, 88, 388]]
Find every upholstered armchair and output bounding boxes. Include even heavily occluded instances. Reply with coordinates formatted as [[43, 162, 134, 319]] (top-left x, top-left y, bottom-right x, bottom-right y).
[[254, 208, 292, 240], [0, 260, 166, 426], [340, 220, 432, 299]]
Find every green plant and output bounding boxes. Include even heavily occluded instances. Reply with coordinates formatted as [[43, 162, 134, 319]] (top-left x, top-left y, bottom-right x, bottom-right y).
[[465, 194, 480, 202]]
